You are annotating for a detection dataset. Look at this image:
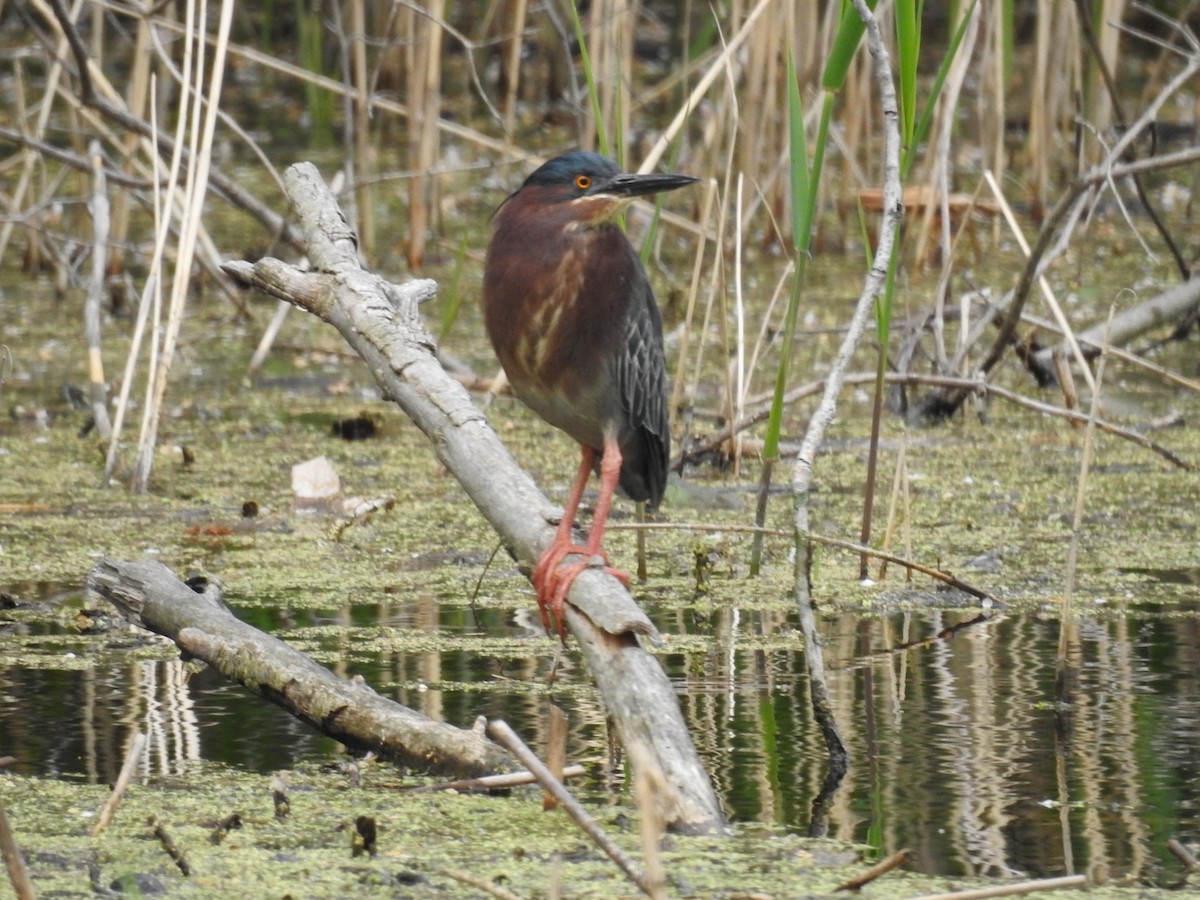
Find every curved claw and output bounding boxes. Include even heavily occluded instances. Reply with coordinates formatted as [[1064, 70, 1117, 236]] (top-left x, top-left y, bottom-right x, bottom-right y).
[[531, 540, 587, 634], [533, 544, 630, 639]]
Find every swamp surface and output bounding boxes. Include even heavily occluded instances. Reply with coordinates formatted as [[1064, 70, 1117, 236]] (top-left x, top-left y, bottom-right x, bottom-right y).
[[2, 176, 1199, 896]]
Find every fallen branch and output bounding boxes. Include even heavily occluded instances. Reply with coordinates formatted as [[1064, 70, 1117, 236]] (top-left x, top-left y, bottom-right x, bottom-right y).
[[1037, 277, 1200, 368], [87, 557, 513, 778]]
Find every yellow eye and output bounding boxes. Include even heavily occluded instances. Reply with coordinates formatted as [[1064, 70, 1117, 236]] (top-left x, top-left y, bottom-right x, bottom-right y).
[[574, 174, 591, 190]]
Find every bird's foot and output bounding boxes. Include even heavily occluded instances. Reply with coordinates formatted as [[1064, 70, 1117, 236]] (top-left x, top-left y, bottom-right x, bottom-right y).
[[533, 544, 629, 640]]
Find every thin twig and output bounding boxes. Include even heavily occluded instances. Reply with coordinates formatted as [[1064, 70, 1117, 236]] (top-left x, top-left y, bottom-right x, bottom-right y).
[[810, 533, 999, 604], [613, 520, 1000, 603], [0, 800, 36, 900], [91, 731, 147, 836], [681, 369, 1190, 471], [428, 866, 524, 900], [985, 381, 1190, 470], [911, 874, 1087, 900], [1062, 305, 1115, 624], [1166, 838, 1199, 871], [835, 848, 911, 891], [407, 765, 587, 794], [487, 719, 654, 897]]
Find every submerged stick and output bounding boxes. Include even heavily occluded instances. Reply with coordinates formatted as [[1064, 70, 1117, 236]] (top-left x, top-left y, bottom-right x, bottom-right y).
[[91, 731, 147, 837]]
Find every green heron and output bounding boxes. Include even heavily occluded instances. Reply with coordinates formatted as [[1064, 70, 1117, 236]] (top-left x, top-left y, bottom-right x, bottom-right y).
[[483, 151, 696, 636]]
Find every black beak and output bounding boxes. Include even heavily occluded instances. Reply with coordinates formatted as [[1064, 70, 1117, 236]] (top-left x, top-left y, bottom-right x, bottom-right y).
[[594, 171, 698, 199]]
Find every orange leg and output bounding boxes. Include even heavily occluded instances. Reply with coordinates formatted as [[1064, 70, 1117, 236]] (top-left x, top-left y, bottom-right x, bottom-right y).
[[533, 438, 629, 638]]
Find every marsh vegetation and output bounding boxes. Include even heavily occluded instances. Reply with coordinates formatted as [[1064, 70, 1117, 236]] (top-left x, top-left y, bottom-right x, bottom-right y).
[[2, 2, 1199, 896]]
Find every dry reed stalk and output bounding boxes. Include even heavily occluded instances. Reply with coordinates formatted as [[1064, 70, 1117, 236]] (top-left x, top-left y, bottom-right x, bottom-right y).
[[742, 260, 796, 405], [668, 175, 717, 427], [0, 0, 76, 265], [103, 76, 174, 485], [1087, 0, 1130, 152], [90, 731, 148, 836], [86, 139, 113, 440], [541, 704, 567, 812], [875, 434, 909, 582], [739, 4, 780, 187], [133, 0, 236, 491], [350, 0, 376, 259], [580, 0, 605, 151], [681, 149, 732, 455], [629, 745, 668, 900], [982, 0, 1008, 220], [108, 13, 153, 275], [618, 0, 634, 157], [838, 39, 873, 190], [983, 169, 1097, 395], [1027, 1, 1054, 210], [912, 1, 981, 275], [34, 4, 238, 298], [730, 173, 746, 473], [641, 0, 775, 173], [1061, 305, 1115, 641], [406, 0, 445, 271], [500, 0, 528, 137]]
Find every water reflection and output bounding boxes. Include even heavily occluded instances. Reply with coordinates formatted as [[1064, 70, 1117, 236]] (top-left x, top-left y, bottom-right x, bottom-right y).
[[1, 597, 1197, 883]]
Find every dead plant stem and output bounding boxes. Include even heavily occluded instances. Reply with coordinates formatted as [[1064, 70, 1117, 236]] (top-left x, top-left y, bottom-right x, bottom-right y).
[[487, 720, 655, 897], [91, 731, 147, 836], [0, 800, 35, 900], [913, 874, 1087, 900]]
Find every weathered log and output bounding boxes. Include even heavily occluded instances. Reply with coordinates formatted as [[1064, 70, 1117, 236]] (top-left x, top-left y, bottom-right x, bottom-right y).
[[1038, 276, 1200, 363], [87, 557, 513, 777], [222, 162, 725, 833]]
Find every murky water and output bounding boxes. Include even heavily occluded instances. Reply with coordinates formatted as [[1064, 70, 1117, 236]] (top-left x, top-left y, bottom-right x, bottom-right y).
[[3, 584, 1197, 883]]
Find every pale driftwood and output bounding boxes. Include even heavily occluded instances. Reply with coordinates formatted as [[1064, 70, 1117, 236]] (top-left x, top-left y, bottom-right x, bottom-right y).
[[1037, 276, 1200, 365], [87, 557, 513, 778], [221, 162, 724, 834]]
